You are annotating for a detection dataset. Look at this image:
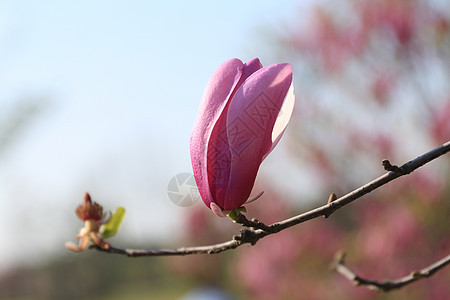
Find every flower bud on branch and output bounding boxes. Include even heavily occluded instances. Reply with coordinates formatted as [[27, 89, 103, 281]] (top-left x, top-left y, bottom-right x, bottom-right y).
[[65, 192, 125, 252]]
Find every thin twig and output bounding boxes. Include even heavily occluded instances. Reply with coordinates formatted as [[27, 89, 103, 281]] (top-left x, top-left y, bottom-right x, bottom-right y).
[[94, 140, 450, 257], [94, 239, 241, 256], [333, 252, 450, 292]]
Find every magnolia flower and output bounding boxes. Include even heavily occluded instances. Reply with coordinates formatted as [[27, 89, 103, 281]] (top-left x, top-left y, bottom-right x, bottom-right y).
[[65, 192, 111, 251], [190, 58, 295, 217]]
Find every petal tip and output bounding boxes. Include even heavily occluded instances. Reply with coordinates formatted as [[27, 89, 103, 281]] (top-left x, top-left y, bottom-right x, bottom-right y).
[[210, 202, 226, 217]]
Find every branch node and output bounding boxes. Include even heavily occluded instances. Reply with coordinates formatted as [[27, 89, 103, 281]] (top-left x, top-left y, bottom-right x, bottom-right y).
[[411, 271, 425, 279], [239, 228, 260, 246], [235, 213, 273, 232], [382, 159, 409, 174], [323, 193, 338, 218], [327, 193, 337, 204]]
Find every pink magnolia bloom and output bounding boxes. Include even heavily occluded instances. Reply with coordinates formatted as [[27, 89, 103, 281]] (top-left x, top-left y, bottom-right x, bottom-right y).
[[190, 58, 294, 217]]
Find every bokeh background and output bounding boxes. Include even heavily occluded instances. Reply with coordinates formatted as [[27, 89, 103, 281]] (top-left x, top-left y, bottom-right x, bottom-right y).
[[1, 0, 449, 299]]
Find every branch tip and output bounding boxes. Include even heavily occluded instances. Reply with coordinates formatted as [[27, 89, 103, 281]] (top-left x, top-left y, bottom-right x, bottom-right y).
[[334, 250, 346, 264], [335, 252, 450, 292]]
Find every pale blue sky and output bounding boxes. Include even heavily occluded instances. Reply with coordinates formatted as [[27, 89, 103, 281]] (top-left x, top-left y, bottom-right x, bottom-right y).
[[0, 1, 312, 269]]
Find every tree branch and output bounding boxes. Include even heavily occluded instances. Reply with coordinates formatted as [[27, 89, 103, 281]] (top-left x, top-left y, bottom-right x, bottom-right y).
[[94, 140, 449, 257], [333, 252, 450, 292]]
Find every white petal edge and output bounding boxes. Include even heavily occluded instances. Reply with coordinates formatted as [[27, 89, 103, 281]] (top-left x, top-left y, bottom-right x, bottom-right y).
[[272, 82, 295, 143], [210, 202, 226, 217]]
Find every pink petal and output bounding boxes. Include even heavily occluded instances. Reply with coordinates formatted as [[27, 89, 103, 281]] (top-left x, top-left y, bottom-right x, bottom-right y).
[[223, 63, 293, 209], [190, 58, 244, 208], [205, 59, 263, 209]]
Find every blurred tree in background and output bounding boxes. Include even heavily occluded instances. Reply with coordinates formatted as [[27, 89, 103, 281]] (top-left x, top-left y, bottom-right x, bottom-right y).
[[171, 0, 450, 299], [0, 99, 48, 159]]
